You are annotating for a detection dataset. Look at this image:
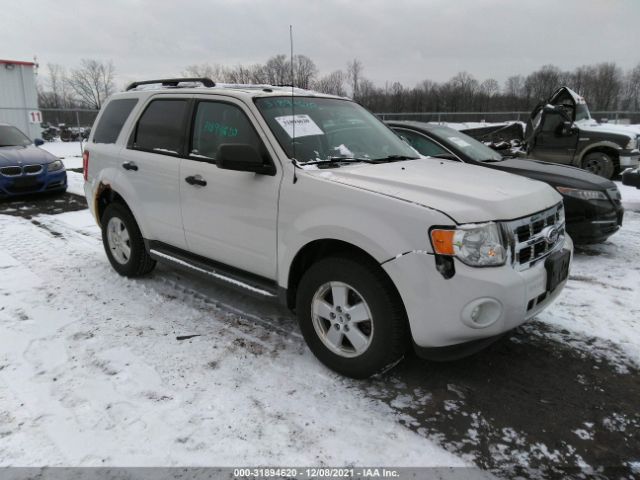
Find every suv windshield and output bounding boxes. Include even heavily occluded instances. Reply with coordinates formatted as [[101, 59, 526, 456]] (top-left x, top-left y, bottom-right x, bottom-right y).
[[255, 96, 418, 163], [431, 126, 503, 162], [0, 125, 31, 147]]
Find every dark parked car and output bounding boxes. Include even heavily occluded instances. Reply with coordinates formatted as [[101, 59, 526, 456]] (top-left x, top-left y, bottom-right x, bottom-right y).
[[0, 123, 67, 197], [388, 121, 623, 244]]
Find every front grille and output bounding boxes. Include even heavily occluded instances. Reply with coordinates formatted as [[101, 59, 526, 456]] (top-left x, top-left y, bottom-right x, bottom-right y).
[[0, 166, 22, 176], [502, 203, 565, 271], [23, 164, 43, 175]]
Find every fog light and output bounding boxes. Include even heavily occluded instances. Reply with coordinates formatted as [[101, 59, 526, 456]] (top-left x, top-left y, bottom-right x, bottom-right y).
[[461, 298, 502, 328]]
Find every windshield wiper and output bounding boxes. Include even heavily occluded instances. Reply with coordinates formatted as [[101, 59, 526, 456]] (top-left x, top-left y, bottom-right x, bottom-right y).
[[370, 154, 419, 162], [300, 156, 378, 166]]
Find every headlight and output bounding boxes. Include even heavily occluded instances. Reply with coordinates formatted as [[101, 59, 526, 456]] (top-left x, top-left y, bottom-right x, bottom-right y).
[[556, 186, 607, 201], [430, 222, 506, 267], [48, 160, 64, 172], [625, 137, 637, 150]]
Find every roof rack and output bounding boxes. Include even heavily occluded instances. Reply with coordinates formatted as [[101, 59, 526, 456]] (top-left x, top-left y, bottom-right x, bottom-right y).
[[125, 78, 215, 91]]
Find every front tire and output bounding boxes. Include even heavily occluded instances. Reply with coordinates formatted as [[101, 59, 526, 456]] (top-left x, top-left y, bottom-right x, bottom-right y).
[[582, 151, 615, 179], [296, 256, 407, 378], [101, 203, 156, 277]]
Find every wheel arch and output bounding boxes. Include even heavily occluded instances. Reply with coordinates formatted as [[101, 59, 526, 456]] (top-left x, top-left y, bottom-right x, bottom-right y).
[[94, 183, 148, 237], [284, 238, 405, 314], [577, 142, 621, 169]]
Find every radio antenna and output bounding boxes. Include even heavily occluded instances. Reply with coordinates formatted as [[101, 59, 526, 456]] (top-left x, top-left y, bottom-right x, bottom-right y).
[[290, 24, 298, 184]]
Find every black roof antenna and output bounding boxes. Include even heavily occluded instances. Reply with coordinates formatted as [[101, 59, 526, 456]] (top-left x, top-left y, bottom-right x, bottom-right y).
[[290, 25, 299, 184]]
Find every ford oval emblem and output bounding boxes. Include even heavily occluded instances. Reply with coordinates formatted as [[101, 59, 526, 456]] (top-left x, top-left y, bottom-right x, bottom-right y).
[[542, 226, 560, 245]]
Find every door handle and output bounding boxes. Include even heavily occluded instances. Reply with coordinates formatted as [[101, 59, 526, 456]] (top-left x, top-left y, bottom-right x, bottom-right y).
[[185, 175, 207, 187], [122, 161, 138, 171]]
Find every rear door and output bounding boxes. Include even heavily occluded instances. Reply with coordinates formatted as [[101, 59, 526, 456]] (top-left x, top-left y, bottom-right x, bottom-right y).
[[179, 97, 281, 279], [122, 96, 190, 248]]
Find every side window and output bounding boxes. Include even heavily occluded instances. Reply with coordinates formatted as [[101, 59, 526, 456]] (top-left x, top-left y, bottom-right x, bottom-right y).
[[190, 101, 263, 160], [398, 129, 449, 157], [132, 99, 188, 155], [93, 99, 138, 144], [541, 113, 564, 134]]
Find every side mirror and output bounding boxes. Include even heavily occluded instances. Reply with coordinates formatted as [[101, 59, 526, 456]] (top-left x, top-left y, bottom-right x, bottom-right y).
[[215, 144, 275, 176], [34, 138, 45, 146]]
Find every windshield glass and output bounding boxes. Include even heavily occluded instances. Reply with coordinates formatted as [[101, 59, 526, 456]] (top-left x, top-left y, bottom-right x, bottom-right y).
[[575, 103, 591, 122], [0, 125, 31, 147], [430, 126, 503, 162], [255, 96, 418, 163]]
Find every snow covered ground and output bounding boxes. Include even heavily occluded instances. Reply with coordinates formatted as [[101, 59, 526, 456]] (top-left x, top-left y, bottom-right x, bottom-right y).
[[39, 141, 84, 170], [1, 145, 639, 475], [0, 210, 465, 467]]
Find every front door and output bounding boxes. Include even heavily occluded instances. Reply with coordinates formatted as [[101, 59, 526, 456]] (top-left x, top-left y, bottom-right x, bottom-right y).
[[179, 98, 281, 279], [529, 111, 579, 164]]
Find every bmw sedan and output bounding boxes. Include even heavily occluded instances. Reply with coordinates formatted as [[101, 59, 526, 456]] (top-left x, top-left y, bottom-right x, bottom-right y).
[[388, 121, 623, 245], [0, 123, 67, 197]]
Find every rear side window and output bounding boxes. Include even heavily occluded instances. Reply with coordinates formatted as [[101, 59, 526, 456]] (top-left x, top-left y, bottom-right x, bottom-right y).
[[132, 99, 189, 155], [93, 99, 138, 144], [397, 129, 449, 157]]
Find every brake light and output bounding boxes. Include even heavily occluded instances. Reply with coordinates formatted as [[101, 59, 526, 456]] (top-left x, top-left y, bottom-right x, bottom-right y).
[[83, 150, 89, 181]]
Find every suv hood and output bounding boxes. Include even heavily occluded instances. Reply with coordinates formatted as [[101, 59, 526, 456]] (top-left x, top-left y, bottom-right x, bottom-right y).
[[0, 145, 58, 167], [306, 159, 561, 224]]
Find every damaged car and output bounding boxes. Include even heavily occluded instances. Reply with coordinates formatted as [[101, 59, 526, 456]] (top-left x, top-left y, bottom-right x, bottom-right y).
[[463, 87, 640, 179]]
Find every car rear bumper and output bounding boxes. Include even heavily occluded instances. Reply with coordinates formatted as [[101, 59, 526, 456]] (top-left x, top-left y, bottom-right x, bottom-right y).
[[0, 170, 67, 197], [382, 235, 573, 350]]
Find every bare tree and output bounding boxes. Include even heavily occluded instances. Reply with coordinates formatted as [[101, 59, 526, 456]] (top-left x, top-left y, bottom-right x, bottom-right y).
[[524, 65, 563, 103], [312, 70, 346, 96], [292, 55, 318, 89], [622, 63, 640, 111], [69, 59, 115, 109], [183, 63, 228, 81], [346, 58, 364, 99], [264, 54, 290, 85]]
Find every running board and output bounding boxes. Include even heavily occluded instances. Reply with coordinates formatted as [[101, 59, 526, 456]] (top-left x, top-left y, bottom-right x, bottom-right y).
[[147, 242, 280, 300]]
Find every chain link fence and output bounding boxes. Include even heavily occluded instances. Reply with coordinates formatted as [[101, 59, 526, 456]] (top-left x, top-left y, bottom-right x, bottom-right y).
[[375, 111, 640, 125], [40, 108, 99, 129]]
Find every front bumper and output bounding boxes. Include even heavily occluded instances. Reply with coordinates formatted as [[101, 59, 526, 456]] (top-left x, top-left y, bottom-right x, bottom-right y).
[[564, 196, 624, 244], [619, 150, 639, 169], [382, 235, 573, 350], [0, 168, 67, 197]]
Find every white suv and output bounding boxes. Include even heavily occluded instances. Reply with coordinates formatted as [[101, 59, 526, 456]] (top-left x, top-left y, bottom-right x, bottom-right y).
[[83, 78, 573, 378]]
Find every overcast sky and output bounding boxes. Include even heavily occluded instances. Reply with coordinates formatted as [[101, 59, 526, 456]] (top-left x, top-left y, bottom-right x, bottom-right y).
[[3, 0, 639, 89]]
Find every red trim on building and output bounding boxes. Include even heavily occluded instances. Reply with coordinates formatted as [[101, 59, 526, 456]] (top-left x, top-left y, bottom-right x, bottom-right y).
[[0, 59, 36, 66]]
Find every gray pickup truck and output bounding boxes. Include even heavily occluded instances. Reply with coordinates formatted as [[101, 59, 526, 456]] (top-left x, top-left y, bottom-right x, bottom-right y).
[[464, 87, 640, 179]]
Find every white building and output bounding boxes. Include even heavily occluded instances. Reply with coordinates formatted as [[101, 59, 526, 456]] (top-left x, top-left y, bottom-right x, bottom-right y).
[[0, 59, 41, 140]]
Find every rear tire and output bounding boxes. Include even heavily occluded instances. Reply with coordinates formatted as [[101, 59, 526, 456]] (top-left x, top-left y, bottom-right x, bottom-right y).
[[582, 151, 615, 179], [101, 203, 156, 277], [296, 256, 407, 378]]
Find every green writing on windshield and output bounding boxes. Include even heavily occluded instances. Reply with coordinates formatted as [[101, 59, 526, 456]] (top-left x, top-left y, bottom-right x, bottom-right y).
[[260, 98, 318, 110], [203, 121, 239, 137]]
